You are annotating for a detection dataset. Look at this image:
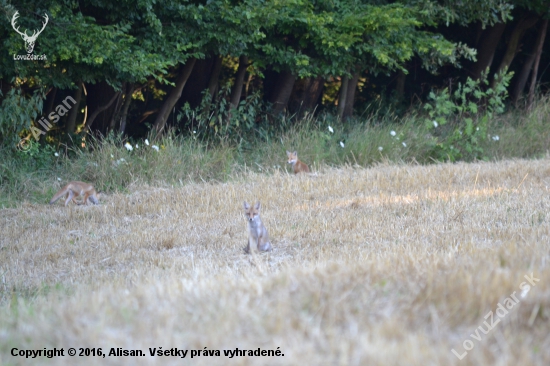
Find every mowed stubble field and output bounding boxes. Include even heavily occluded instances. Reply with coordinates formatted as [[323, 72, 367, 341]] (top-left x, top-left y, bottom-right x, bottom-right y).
[[1, 158, 550, 365]]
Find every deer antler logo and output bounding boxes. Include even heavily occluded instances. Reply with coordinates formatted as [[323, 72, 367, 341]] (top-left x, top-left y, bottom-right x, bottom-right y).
[[11, 11, 49, 54]]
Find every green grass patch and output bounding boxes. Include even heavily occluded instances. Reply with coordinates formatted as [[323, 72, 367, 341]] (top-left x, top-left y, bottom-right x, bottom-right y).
[[0, 96, 549, 207]]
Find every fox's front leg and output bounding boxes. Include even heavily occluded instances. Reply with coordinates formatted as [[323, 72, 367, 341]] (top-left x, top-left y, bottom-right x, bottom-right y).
[[248, 236, 259, 253], [245, 239, 251, 254]]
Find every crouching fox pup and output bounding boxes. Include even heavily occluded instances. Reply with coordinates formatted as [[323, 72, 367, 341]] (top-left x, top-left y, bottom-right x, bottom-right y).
[[287, 150, 310, 174], [50, 181, 100, 206], [243, 201, 272, 253]]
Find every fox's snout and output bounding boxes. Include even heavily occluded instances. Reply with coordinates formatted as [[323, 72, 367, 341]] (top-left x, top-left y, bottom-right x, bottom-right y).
[[286, 151, 297, 163]]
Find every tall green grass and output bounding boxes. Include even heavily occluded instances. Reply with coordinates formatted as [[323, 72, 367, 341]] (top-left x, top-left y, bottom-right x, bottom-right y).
[[0, 95, 549, 208]]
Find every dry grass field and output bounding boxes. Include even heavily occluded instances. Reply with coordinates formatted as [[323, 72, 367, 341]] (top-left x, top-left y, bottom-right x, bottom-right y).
[[1, 158, 550, 365]]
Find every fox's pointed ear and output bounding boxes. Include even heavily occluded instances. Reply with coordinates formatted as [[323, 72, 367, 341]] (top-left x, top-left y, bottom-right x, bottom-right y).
[[293, 151, 297, 155], [243, 201, 250, 209], [286, 151, 291, 156], [254, 201, 261, 210]]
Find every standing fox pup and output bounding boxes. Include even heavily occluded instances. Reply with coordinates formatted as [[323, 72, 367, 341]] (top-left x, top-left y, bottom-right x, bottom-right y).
[[243, 201, 272, 253], [287, 150, 310, 174], [49, 181, 100, 206]]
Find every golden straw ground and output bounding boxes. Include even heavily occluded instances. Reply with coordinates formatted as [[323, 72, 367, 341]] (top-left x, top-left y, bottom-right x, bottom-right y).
[[1, 159, 549, 365]]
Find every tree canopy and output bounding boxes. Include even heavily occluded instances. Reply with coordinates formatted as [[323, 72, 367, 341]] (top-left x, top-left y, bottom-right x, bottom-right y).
[[0, 0, 548, 145]]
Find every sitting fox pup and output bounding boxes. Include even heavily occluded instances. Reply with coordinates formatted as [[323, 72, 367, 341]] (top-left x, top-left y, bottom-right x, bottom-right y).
[[286, 151, 310, 174], [243, 201, 272, 253], [50, 181, 100, 206]]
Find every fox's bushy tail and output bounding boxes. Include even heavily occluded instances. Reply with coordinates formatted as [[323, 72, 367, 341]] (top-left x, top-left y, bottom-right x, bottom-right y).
[[49, 188, 68, 204]]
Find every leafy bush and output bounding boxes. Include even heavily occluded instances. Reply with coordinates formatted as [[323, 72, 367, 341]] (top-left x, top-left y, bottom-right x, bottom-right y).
[[178, 85, 267, 145], [423, 70, 512, 161], [0, 87, 45, 147], [14, 138, 58, 171]]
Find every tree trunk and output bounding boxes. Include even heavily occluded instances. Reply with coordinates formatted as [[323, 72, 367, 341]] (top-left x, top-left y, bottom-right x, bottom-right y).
[[474, 21, 484, 48], [153, 59, 196, 133], [230, 55, 249, 108], [395, 69, 406, 101], [180, 58, 213, 109], [65, 82, 82, 133], [337, 75, 349, 119], [268, 71, 296, 114], [207, 55, 223, 100], [108, 87, 123, 132], [85, 82, 117, 134], [119, 83, 135, 136], [303, 76, 324, 111], [203, 56, 223, 114], [244, 73, 253, 98], [45, 87, 57, 118], [470, 22, 506, 80], [85, 91, 121, 132], [491, 15, 539, 88], [343, 71, 360, 120], [288, 76, 325, 115], [511, 42, 538, 106], [527, 19, 548, 109], [288, 77, 309, 114]]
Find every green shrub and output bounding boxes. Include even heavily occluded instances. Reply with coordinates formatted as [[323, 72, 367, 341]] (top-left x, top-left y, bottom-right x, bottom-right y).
[[423, 70, 512, 162]]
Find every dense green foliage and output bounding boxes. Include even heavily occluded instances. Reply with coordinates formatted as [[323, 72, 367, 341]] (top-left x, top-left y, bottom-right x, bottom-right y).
[[0, 0, 549, 191]]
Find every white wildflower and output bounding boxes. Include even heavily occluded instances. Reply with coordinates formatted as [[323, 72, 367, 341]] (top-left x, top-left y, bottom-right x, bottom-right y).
[[57, 177, 61, 181], [402, 142, 407, 147], [339, 141, 345, 148], [110, 154, 114, 158], [54, 152, 59, 157], [328, 125, 334, 133], [193, 130, 196, 134], [433, 120, 438, 128], [124, 142, 133, 151], [135, 144, 139, 149], [390, 130, 396, 136], [378, 146, 383, 151], [145, 139, 149, 146], [152, 145, 160, 152], [476, 127, 479, 131], [114, 158, 126, 166], [492, 135, 500, 141]]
